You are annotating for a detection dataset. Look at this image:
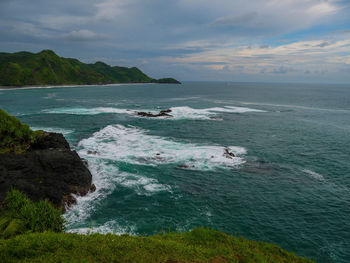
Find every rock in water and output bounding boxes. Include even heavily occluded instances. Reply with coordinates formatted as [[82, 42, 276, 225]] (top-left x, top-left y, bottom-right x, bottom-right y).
[[0, 132, 94, 211], [136, 109, 173, 118], [223, 148, 235, 159]]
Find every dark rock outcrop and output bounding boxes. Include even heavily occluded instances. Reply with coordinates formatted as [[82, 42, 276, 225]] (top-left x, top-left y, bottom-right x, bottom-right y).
[[136, 109, 173, 118], [0, 132, 94, 210], [223, 148, 235, 159]]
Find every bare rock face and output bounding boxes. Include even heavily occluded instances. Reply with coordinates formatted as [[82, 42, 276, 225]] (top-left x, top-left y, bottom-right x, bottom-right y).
[[0, 132, 94, 211]]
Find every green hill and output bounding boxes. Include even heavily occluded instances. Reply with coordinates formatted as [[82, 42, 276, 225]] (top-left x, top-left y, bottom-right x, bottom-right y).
[[0, 50, 180, 86]]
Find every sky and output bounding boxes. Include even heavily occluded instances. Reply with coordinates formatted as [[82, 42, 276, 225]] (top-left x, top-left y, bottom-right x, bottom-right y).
[[1, 0, 350, 83]]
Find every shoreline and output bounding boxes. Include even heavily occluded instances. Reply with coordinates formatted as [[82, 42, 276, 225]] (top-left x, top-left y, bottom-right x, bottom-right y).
[[0, 82, 159, 91]]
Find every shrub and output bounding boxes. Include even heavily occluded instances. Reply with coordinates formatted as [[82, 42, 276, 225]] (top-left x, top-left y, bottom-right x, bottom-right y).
[[0, 108, 38, 153], [0, 189, 65, 238]]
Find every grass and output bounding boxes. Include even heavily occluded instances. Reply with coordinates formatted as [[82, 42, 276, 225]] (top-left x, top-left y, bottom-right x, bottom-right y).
[[0, 228, 313, 263], [0, 191, 314, 262], [0, 108, 43, 153], [0, 189, 65, 239]]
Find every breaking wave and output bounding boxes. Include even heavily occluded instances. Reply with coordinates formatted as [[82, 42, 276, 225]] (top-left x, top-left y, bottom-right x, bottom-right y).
[[64, 124, 246, 227], [43, 105, 265, 120], [78, 124, 246, 170]]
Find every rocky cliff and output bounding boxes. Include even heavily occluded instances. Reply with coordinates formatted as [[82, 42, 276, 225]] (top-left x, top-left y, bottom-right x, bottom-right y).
[[0, 132, 94, 210]]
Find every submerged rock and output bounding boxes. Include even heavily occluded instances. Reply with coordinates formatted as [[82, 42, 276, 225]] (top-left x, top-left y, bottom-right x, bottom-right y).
[[136, 109, 173, 118], [0, 132, 94, 211], [223, 148, 235, 159]]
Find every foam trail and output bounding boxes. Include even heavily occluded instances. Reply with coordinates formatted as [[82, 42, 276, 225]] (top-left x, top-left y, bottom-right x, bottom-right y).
[[67, 220, 136, 235], [302, 169, 324, 181], [78, 124, 246, 171]]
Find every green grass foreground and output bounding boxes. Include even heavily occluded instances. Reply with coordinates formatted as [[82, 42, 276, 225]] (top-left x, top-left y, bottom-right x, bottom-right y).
[[0, 190, 313, 263], [0, 228, 313, 263]]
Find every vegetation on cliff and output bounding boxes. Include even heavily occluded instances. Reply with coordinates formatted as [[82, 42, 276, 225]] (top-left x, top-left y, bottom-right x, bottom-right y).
[[0, 189, 64, 239], [0, 191, 313, 263], [0, 50, 180, 86], [0, 109, 42, 153], [0, 109, 93, 208]]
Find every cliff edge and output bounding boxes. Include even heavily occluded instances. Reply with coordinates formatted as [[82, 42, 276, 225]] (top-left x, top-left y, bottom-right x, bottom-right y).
[[0, 109, 94, 210]]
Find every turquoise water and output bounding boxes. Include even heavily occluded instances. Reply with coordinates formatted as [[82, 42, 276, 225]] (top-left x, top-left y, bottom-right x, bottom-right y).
[[1, 82, 349, 262]]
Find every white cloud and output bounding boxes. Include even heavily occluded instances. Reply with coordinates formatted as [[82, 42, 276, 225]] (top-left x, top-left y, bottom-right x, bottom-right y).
[[163, 38, 350, 75]]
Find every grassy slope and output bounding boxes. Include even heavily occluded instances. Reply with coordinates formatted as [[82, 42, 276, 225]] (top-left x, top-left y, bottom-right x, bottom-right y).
[[0, 228, 313, 263], [0, 190, 64, 239], [0, 109, 42, 153], [0, 50, 179, 86]]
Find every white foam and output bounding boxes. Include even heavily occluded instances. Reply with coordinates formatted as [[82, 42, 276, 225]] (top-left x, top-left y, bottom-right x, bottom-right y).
[[66, 220, 136, 235], [302, 169, 324, 181], [43, 93, 57, 99], [64, 155, 170, 227], [44, 105, 265, 120], [169, 106, 265, 120], [65, 124, 246, 231], [31, 127, 74, 135], [223, 106, 266, 113], [78, 124, 246, 171]]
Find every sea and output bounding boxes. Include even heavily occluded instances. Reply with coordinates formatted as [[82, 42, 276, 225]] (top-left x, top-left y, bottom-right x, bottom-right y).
[[0, 82, 349, 262]]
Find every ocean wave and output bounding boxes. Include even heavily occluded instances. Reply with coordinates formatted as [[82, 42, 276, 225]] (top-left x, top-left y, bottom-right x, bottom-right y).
[[64, 124, 245, 227], [63, 160, 169, 227], [43, 105, 265, 120], [78, 124, 246, 170]]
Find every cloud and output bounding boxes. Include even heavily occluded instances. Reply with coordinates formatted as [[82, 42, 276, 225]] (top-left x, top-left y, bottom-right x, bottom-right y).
[[95, 0, 130, 21], [61, 29, 103, 41], [163, 38, 350, 77], [210, 12, 258, 27], [0, 0, 349, 82]]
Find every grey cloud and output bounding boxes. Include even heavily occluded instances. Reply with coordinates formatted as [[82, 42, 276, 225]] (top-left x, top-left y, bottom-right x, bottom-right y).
[[210, 12, 258, 27], [0, 0, 349, 82], [315, 41, 330, 47], [60, 30, 106, 41]]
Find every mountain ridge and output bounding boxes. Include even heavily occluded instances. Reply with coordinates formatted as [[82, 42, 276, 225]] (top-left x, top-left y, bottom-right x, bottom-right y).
[[0, 50, 180, 86]]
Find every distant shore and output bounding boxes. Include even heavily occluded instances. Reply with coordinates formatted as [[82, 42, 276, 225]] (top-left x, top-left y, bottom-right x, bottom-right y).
[[0, 82, 162, 91]]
